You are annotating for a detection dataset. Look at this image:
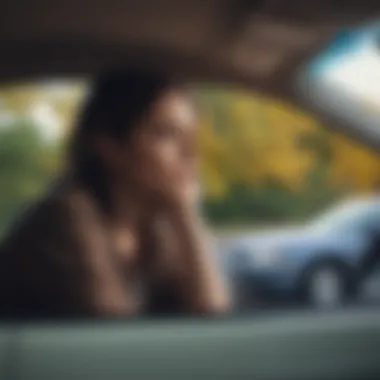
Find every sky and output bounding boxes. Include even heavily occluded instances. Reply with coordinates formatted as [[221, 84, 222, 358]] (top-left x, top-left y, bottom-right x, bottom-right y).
[[311, 22, 380, 116], [323, 37, 380, 112], [29, 81, 86, 143], [29, 101, 64, 142]]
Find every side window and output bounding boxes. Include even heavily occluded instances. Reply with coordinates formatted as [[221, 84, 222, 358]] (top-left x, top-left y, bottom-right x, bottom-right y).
[[1, 79, 380, 318]]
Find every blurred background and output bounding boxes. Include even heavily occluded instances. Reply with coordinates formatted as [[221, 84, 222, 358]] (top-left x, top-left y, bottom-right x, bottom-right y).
[[1, 79, 380, 311], [1, 81, 378, 232]]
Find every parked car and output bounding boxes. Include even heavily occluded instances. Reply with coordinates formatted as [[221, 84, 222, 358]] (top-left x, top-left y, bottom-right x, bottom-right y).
[[225, 196, 380, 309]]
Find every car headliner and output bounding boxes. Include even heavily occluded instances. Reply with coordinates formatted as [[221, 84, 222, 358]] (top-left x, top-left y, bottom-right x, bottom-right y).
[[1, 0, 380, 148], [0, 1, 379, 90]]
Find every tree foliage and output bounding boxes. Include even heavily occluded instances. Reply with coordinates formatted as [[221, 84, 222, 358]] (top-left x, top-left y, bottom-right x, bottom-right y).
[[0, 119, 63, 232]]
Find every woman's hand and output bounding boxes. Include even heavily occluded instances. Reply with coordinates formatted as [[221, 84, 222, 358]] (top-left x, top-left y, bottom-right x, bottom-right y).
[[150, 174, 198, 218], [154, 177, 231, 315]]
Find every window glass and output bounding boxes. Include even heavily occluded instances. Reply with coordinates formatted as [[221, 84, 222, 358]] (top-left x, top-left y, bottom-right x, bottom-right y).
[[1, 76, 380, 318]]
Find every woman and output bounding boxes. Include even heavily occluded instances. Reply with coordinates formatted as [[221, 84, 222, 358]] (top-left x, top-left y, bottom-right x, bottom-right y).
[[0, 69, 230, 319]]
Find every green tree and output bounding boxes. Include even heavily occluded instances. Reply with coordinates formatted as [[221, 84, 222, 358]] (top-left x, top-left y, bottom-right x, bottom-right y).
[[0, 119, 62, 233]]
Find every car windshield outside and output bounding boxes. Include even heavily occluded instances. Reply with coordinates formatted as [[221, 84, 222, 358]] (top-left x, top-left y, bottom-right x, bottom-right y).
[[1, 21, 380, 319]]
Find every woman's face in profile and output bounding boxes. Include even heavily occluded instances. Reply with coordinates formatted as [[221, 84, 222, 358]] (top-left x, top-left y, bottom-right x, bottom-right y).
[[114, 89, 199, 200]]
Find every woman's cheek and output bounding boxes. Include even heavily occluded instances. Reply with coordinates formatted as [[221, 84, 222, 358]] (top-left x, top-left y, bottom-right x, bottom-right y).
[[154, 142, 176, 168], [141, 148, 168, 182]]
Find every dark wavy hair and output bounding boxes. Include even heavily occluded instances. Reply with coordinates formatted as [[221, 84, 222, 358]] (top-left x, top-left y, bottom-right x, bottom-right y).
[[69, 69, 174, 211]]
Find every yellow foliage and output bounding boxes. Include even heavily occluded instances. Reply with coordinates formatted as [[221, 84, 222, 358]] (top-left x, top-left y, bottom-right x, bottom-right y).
[[198, 112, 228, 198], [327, 132, 380, 191], [198, 89, 320, 194]]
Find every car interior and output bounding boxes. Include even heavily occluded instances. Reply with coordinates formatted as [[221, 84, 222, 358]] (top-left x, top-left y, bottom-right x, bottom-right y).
[[1, 1, 380, 380]]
